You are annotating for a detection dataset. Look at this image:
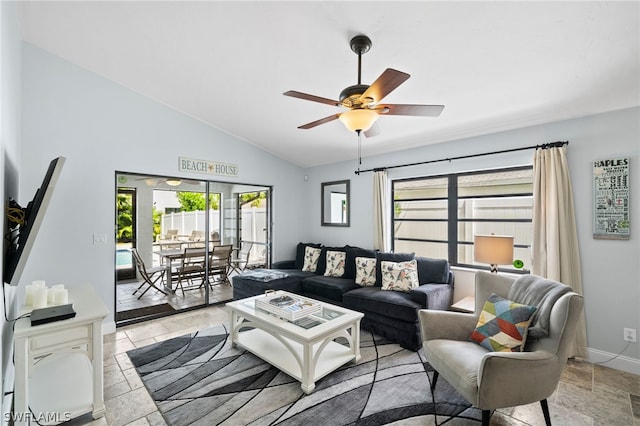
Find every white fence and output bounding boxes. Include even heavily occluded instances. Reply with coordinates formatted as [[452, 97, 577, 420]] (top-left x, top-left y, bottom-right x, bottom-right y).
[[161, 210, 220, 236], [394, 197, 532, 265], [161, 207, 267, 264]]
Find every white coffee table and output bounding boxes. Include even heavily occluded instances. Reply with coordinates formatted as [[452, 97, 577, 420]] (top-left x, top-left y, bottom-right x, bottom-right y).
[[227, 291, 364, 394]]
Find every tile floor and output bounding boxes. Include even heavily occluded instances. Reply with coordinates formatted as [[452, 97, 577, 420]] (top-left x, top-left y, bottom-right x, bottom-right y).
[[69, 306, 639, 426]]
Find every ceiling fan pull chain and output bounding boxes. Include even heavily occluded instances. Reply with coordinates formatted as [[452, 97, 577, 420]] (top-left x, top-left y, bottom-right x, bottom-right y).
[[357, 130, 362, 173]]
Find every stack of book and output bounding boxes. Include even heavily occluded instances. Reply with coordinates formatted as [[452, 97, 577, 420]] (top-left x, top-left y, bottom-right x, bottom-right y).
[[255, 292, 321, 321]]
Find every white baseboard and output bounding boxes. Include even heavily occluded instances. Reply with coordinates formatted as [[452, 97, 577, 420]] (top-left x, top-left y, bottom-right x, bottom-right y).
[[586, 347, 640, 375]]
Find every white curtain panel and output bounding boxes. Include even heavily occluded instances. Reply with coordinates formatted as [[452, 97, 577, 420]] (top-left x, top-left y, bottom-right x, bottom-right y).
[[373, 170, 390, 252], [532, 146, 588, 358]]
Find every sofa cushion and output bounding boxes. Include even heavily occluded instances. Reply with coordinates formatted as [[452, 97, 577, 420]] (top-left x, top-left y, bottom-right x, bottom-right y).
[[470, 293, 537, 352], [300, 275, 359, 303], [295, 242, 322, 270], [343, 287, 422, 323], [231, 273, 306, 299], [302, 246, 322, 272], [415, 256, 451, 284], [375, 252, 415, 286], [355, 257, 377, 286], [316, 246, 347, 276], [324, 250, 347, 277], [344, 246, 377, 279], [381, 259, 419, 292]]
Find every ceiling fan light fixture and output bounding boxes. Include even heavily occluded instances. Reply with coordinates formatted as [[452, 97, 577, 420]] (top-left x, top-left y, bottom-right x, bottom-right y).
[[166, 179, 182, 186], [339, 108, 379, 132]]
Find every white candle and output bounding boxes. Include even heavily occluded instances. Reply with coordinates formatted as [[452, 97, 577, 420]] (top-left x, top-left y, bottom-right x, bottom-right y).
[[32, 286, 47, 309], [24, 285, 35, 307], [32, 280, 46, 288], [47, 287, 56, 305], [53, 289, 68, 305]]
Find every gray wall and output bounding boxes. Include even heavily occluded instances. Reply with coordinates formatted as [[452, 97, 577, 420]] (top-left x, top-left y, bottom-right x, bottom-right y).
[[304, 107, 640, 372], [19, 43, 307, 326]]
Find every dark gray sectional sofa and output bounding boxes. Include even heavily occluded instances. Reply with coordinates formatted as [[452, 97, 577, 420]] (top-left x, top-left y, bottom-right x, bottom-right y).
[[231, 243, 454, 350]]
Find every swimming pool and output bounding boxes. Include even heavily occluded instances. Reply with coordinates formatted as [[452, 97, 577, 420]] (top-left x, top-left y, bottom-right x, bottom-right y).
[[116, 249, 132, 268]]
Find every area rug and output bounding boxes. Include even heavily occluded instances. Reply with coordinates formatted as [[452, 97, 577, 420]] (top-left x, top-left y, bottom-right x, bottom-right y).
[[127, 324, 482, 425], [116, 303, 175, 322]]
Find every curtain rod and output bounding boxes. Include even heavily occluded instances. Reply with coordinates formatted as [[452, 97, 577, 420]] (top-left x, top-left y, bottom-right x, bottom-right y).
[[354, 140, 568, 175]]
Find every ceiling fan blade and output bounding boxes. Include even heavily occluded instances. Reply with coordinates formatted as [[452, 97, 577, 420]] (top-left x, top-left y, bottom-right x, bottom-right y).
[[283, 90, 342, 107], [364, 122, 380, 138], [360, 68, 410, 104], [379, 104, 445, 117], [298, 113, 341, 129]]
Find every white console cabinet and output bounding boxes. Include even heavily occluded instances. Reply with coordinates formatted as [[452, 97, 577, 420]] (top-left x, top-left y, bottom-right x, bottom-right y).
[[13, 285, 108, 425]]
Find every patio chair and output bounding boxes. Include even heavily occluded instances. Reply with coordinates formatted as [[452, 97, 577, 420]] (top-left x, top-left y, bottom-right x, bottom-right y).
[[211, 231, 221, 247], [229, 241, 253, 275], [175, 247, 206, 295], [206, 244, 233, 287], [131, 248, 167, 299]]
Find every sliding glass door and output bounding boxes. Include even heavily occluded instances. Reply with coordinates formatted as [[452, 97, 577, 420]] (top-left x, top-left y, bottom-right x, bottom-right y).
[[114, 172, 272, 325]]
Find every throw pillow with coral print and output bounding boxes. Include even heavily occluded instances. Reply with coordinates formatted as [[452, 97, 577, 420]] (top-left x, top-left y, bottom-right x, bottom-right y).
[[324, 250, 347, 277], [355, 257, 377, 286], [301, 246, 321, 272], [380, 259, 419, 292]]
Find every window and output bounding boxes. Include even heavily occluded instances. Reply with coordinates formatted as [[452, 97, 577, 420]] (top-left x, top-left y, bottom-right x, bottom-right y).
[[392, 166, 533, 273]]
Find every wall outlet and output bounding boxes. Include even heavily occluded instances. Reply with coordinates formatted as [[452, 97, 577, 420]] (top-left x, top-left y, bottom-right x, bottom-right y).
[[624, 328, 637, 343], [93, 233, 107, 245]]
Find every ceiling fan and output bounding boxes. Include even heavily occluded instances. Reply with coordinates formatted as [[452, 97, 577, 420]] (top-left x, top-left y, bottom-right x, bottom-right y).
[[283, 35, 444, 137]]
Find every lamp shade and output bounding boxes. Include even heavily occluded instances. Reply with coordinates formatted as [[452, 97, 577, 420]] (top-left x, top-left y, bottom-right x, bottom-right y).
[[339, 109, 379, 132], [474, 235, 514, 266], [166, 179, 182, 186]]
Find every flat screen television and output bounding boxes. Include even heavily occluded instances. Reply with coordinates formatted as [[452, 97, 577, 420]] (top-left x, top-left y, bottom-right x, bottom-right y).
[[4, 156, 66, 286]]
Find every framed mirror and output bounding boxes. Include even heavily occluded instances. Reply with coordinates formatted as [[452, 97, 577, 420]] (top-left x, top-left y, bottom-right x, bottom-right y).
[[321, 180, 350, 227]]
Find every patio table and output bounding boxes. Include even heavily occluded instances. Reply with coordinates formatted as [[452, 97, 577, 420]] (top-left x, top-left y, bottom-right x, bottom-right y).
[[155, 248, 228, 291]]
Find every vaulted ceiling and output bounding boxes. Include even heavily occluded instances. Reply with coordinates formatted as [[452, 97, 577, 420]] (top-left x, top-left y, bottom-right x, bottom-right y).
[[18, 1, 640, 168]]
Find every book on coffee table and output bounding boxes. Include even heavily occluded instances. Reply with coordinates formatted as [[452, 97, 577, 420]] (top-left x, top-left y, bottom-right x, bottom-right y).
[[255, 291, 321, 321]]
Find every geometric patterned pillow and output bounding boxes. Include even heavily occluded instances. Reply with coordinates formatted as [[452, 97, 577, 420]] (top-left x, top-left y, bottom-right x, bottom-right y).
[[469, 293, 537, 352], [355, 257, 377, 286], [324, 250, 347, 277], [301, 246, 322, 272], [380, 259, 419, 292]]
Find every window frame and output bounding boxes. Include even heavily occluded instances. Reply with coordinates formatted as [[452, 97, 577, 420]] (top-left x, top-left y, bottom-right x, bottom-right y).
[[392, 165, 533, 274]]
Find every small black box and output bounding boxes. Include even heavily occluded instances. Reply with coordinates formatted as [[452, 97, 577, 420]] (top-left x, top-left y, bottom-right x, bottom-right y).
[[30, 304, 76, 326]]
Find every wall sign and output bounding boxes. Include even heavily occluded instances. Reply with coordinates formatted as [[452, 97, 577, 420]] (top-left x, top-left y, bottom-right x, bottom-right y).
[[593, 157, 629, 239], [178, 157, 239, 177]]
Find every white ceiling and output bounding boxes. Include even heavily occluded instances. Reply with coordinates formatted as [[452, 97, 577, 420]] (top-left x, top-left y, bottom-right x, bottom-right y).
[[18, 1, 640, 168]]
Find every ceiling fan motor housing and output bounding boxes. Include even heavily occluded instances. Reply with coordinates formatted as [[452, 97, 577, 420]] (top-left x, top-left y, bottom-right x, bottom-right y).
[[339, 84, 370, 107]]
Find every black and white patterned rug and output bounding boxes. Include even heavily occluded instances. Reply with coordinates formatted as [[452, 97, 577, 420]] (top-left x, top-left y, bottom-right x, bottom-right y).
[[127, 324, 482, 425]]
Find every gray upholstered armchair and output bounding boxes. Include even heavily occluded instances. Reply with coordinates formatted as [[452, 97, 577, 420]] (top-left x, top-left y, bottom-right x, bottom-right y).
[[419, 271, 584, 426]]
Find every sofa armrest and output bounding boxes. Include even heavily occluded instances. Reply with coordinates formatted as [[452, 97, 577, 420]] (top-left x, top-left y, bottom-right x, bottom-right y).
[[410, 283, 453, 310], [272, 260, 296, 269], [419, 309, 477, 341]]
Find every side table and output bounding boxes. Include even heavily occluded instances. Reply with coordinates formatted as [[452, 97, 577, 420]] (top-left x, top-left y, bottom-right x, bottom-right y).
[[450, 295, 475, 313], [13, 285, 108, 425]]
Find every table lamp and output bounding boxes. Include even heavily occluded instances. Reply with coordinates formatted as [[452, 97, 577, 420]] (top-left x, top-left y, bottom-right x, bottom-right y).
[[474, 234, 514, 273]]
